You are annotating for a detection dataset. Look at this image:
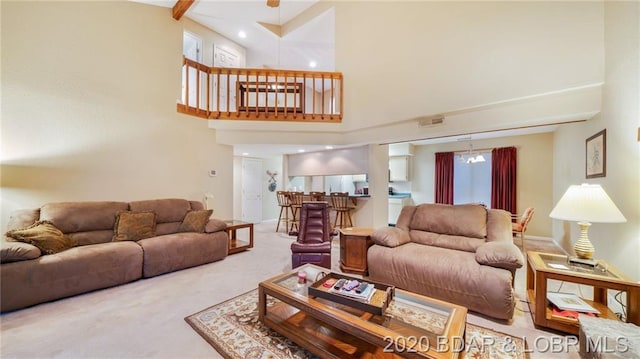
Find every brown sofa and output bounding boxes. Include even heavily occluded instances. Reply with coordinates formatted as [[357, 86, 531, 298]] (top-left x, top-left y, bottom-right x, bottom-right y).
[[368, 203, 524, 320], [1, 198, 228, 312]]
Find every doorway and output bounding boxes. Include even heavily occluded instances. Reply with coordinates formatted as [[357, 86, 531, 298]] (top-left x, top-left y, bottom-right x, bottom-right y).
[[241, 158, 263, 223], [182, 31, 203, 108]]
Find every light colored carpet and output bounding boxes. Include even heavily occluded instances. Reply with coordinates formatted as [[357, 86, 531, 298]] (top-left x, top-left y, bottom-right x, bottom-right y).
[[0, 222, 580, 358]]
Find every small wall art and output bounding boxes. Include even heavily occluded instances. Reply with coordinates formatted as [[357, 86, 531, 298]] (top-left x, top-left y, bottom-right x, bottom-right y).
[[586, 129, 606, 178]]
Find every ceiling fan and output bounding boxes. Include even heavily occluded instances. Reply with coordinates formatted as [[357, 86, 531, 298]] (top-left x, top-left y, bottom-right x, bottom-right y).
[[266, 0, 280, 7]]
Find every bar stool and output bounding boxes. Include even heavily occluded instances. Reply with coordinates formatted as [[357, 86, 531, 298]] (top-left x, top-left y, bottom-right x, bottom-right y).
[[276, 191, 292, 233], [330, 192, 354, 230], [287, 191, 305, 235], [309, 191, 326, 202]]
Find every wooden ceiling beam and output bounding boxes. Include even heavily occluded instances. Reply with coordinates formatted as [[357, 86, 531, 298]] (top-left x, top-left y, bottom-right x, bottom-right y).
[[172, 0, 195, 20]]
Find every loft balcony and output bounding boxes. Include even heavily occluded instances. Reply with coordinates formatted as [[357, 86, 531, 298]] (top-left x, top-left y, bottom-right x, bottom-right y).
[[177, 57, 343, 123]]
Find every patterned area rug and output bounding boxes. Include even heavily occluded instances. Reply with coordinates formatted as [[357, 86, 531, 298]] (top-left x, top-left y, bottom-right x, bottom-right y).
[[185, 289, 528, 359]]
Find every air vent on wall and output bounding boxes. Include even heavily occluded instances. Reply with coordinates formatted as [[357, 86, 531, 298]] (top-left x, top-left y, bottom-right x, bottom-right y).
[[417, 115, 445, 127]]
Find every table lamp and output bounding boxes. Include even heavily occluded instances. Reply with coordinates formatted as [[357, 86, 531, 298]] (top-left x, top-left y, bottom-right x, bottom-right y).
[[549, 183, 626, 260]]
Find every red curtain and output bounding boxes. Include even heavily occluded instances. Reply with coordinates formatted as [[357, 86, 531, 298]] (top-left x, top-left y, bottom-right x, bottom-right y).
[[434, 152, 454, 204], [491, 146, 517, 213]]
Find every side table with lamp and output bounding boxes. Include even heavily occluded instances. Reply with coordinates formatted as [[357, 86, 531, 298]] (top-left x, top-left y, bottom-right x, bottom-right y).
[[526, 183, 638, 334]]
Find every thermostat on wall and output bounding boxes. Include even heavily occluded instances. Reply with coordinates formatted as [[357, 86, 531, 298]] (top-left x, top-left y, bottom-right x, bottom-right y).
[[209, 170, 217, 177]]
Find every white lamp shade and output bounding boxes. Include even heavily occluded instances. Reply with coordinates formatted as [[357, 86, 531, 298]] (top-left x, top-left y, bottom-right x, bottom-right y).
[[549, 184, 626, 223]]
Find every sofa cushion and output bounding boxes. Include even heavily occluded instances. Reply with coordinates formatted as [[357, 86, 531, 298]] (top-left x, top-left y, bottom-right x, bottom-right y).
[[6, 209, 40, 232], [178, 209, 213, 233], [129, 199, 191, 224], [0, 241, 143, 312], [138, 232, 228, 277], [68, 230, 117, 247], [155, 222, 181, 236], [410, 231, 486, 253], [409, 203, 487, 239], [486, 209, 513, 243], [113, 211, 156, 242], [1, 241, 41, 263], [395, 206, 417, 231], [368, 242, 516, 320], [371, 227, 410, 248], [205, 219, 227, 233], [40, 201, 129, 234], [475, 241, 524, 270], [5, 221, 77, 255]]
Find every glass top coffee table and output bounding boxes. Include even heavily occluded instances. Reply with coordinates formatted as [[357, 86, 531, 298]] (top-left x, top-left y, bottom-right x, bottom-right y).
[[258, 264, 468, 359]]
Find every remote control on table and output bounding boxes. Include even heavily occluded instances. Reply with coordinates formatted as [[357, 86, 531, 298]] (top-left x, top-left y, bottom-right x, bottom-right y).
[[355, 282, 369, 294], [342, 280, 360, 291], [322, 278, 337, 288], [333, 279, 346, 290]]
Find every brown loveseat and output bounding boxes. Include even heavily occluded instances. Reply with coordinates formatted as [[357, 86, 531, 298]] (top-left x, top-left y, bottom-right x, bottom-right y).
[[1, 198, 228, 312], [368, 203, 524, 320]]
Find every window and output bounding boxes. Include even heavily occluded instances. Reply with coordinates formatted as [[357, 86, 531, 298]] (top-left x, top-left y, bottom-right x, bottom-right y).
[[453, 152, 492, 207]]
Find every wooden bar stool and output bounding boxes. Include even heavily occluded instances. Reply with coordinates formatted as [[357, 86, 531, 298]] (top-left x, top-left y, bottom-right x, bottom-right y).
[[309, 191, 326, 202], [287, 191, 305, 235], [276, 191, 292, 233], [330, 192, 354, 230]]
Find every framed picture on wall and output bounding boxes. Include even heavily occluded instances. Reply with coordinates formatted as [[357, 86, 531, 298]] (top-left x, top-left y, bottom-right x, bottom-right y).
[[586, 129, 606, 178]]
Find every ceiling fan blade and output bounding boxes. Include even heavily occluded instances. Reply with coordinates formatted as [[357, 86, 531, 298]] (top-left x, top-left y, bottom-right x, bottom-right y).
[[266, 0, 279, 8]]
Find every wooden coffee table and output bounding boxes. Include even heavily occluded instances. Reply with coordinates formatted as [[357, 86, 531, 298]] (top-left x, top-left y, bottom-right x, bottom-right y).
[[258, 264, 468, 358]]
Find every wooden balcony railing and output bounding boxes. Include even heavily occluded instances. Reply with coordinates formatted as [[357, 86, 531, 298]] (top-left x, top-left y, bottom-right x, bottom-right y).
[[177, 57, 343, 122]]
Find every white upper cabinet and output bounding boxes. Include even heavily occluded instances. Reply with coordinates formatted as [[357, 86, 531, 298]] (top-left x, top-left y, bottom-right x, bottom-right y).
[[389, 156, 411, 182]]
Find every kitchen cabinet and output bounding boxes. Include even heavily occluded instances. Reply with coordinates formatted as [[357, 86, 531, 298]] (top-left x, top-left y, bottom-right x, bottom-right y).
[[389, 156, 411, 182], [388, 196, 412, 225], [351, 174, 367, 182]]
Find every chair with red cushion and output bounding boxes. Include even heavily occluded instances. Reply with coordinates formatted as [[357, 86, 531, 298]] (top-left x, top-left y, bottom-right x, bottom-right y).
[[291, 201, 332, 269], [512, 207, 534, 247]]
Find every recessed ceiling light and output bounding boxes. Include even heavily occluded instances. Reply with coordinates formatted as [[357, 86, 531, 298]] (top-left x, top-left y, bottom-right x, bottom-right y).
[[325, 146, 334, 150], [242, 152, 249, 156], [309, 61, 317, 68], [297, 149, 305, 153], [238, 31, 247, 39]]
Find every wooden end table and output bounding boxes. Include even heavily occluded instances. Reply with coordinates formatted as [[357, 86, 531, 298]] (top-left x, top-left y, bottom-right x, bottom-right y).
[[526, 251, 640, 334], [223, 220, 254, 255], [339, 227, 374, 276]]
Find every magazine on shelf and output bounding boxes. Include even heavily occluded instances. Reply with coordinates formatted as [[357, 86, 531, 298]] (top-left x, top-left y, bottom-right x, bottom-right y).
[[546, 292, 600, 314]]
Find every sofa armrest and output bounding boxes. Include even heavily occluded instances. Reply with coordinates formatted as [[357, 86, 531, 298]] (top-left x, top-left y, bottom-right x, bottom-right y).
[[371, 227, 410, 248], [1, 240, 42, 263], [475, 241, 524, 270], [204, 219, 227, 233]]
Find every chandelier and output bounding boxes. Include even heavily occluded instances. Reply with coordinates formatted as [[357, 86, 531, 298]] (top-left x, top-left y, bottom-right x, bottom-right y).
[[458, 143, 486, 164]]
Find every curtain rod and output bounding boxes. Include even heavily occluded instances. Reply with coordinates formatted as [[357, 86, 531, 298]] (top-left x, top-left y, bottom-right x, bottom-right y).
[[453, 147, 494, 154]]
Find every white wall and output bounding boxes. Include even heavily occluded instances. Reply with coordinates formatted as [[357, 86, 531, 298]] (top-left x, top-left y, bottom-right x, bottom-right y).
[[335, 1, 604, 131], [212, 1, 604, 149], [287, 145, 369, 176], [262, 156, 283, 221], [552, 1, 640, 279], [1, 1, 234, 227], [412, 132, 555, 237]]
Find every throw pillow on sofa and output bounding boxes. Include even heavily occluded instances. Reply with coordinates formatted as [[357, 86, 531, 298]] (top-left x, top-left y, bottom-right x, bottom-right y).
[[113, 211, 156, 241], [5, 220, 77, 255], [178, 209, 213, 233]]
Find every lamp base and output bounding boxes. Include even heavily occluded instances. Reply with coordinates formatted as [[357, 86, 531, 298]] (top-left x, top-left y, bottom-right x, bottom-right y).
[[574, 221, 595, 259]]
